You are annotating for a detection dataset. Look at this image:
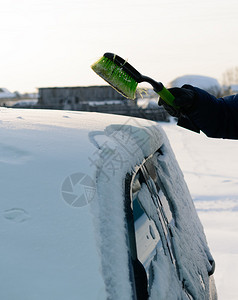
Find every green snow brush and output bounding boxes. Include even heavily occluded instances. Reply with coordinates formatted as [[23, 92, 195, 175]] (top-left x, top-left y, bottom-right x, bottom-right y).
[[91, 52, 176, 107]]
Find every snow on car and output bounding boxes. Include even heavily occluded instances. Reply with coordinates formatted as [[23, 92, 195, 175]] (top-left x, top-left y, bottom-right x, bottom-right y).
[[0, 108, 217, 299]]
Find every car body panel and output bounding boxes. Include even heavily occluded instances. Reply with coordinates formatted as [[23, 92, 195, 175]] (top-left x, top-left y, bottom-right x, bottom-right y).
[[0, 108, 217, 299], [0, 109, 108, 299]]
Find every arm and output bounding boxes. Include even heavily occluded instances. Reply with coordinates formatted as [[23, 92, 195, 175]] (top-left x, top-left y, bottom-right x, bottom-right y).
[[178, 85, 238, 139]]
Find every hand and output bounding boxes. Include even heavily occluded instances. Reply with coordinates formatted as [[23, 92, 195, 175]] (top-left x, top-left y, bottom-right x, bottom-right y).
[[158, 85, 197, 118]]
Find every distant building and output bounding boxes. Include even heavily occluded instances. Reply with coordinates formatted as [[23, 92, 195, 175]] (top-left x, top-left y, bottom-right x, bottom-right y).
[[0, 88, 16, 99], [169, 75, 222, 97], [38, 86, 135, 109]]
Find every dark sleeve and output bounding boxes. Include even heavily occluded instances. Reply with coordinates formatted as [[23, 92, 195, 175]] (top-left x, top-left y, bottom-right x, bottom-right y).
[[177, 85, 238, 139]]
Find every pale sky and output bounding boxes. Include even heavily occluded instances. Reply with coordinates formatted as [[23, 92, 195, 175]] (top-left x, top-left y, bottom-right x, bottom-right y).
[[1, 0, 238, 93]]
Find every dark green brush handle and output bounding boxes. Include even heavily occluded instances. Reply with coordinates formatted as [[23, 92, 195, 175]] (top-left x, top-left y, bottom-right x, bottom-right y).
[[157, 86, 176, 107], [142, 77, 177, 108]]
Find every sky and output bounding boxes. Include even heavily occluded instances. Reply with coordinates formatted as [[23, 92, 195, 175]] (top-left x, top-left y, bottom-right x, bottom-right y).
[[1, 0, 238, 93]]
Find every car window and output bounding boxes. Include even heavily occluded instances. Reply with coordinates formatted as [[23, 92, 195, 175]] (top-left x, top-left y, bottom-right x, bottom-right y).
[[133, 152, 175, 269], [125, 150, 176, 299]]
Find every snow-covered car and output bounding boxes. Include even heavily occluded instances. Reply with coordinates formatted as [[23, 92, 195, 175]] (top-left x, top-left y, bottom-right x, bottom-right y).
[[0, 108, 217, 300]]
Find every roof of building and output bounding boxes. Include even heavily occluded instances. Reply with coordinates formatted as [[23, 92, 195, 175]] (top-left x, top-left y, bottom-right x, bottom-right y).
[[0, 88, 16, 98]]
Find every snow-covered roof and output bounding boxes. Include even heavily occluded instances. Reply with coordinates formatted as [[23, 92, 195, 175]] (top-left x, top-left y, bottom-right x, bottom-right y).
[[0, 88, 16, 98], [169, 75, 221, 96]]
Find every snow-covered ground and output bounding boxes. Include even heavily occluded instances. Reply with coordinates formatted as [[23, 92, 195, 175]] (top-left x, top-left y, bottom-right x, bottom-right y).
[[161, 120, 238, 300]]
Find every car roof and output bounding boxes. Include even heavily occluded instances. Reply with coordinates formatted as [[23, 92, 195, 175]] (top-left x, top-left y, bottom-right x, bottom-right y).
[[0, 108, 165, 299], [0, 108, 165, 181]]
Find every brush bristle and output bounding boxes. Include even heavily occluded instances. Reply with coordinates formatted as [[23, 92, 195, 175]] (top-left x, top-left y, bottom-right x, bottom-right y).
[[91, 56, 138, 100]]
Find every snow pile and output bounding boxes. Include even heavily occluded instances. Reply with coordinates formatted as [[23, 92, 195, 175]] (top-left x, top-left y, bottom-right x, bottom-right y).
[[12, 99, 38, 108], [170, 75, 221, 96]]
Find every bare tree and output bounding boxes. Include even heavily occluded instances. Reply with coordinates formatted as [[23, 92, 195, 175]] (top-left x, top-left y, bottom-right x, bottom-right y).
[[222, 67, 238, 86]]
